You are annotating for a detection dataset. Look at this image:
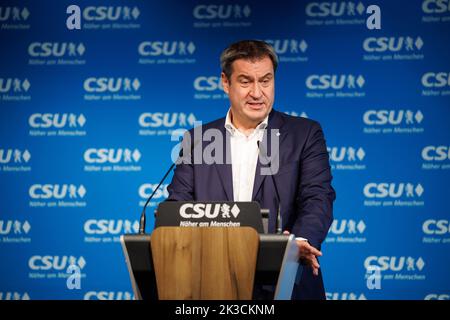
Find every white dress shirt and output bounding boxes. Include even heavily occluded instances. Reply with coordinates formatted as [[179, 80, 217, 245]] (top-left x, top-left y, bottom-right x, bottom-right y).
[[224, 109, 268, 202]]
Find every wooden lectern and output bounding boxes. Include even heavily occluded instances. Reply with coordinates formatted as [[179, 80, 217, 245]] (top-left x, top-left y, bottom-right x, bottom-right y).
[[151, 227, 258, 300], [121, 227, 300, 300]]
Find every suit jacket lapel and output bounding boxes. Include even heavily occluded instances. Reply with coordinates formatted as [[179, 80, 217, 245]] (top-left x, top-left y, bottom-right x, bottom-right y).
[[252, 110, 286, 200], [212, 123, 234, 201]]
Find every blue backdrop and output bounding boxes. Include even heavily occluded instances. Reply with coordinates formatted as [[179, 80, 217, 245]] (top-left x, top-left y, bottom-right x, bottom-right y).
[[0, 0, 449, 300]]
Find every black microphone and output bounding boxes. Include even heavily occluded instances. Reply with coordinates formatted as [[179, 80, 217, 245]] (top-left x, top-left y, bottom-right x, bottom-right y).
[[139, 161, 176, 234], [139, 136, 199, 234], [257, 140, 282, 234]]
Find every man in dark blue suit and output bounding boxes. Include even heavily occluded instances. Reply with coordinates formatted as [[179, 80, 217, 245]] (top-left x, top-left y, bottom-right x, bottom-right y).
[[167, 40, 335, 300]]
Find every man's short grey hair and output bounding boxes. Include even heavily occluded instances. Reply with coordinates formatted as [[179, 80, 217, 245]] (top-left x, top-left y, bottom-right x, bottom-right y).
[[220, 40, 279, 80]]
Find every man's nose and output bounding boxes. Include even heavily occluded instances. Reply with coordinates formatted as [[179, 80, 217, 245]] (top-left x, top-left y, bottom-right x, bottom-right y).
[[249, 82, 262, 99]]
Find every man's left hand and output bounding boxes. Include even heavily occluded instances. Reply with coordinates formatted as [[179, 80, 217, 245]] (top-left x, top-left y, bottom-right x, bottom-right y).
[[283, 231, 322, 276]]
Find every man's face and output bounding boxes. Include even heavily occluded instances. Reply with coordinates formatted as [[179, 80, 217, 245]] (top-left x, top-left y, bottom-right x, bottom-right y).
[[222, 56, 275, 128]]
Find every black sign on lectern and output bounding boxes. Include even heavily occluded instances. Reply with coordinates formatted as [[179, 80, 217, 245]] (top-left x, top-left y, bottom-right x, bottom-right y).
[[155, 201, 265, 233]]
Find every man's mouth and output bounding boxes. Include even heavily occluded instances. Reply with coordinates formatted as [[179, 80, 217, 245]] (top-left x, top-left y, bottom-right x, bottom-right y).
[[247, 102, 265, 110]]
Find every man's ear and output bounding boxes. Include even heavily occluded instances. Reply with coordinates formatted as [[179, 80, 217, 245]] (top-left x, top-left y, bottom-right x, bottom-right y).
[[221, 72, 230, 94]]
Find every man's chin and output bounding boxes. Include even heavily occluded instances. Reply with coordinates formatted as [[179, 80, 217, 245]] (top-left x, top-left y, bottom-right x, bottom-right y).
[[244, 109, 269, 123]]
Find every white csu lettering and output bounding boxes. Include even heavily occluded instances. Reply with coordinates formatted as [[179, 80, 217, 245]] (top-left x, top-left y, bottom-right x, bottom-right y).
[[179, 203, 221, 219]]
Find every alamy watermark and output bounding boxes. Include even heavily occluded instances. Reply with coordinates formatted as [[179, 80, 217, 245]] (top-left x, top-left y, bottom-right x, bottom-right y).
[[366, 5, 381, 30], [366, 266, 382, 290], [66, 264, 81, 290], [170, 122, 280, 176]]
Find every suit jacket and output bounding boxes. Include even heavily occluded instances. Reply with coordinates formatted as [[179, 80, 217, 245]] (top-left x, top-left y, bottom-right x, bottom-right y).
[[166, 109, 336, 300]]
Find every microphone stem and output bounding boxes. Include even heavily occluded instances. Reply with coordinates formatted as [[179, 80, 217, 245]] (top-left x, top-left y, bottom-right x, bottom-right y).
[[139, 161, 176, 234]]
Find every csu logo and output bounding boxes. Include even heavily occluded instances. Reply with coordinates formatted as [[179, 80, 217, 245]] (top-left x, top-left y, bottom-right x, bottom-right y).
[[180, 203, 240, 219], [306, 74, 365, 90], [29, 113, 86, 128], [139, 184, 169, 200], [84, 291, 133, 300], [422, 219, 450, 235], [364, 183, 424, 198], [326, 292, 366, 300], [84, 148, 141, 164], [327, 147, 365, 162], [28, 256, 86, 271], [421, 72, 450, 88], [422, 146, 450, 161], [138, 41, 196, 56], [194, 76, 223, 91], [0, 149, 31, 164], [29, 184, 86, 199], [83, 6, 140, 21], [84, 219, 139, 235], [0, 292, 30, 300], [0, 78, 30, 93], [0, 7, 30, 21], [363, 36, 424, 52], [306, 2, 366, 17], [265, 39, 308, 54], [328, 219, 366, 235], [193, 4, 251, 19], [284, 111, 308, 118], [364, 256, 425, 272], [28, 42, 85, 57], [139, 112, 197, 128], [83, 77, 140, 93], [0, 220, 31, 235], [363, 110, 424, 125], [422, 0, 450, 13]]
